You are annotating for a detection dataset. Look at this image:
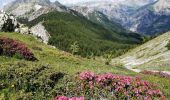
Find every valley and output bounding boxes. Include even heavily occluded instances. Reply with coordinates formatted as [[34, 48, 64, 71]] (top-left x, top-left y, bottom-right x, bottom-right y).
[[0, 0, 170, 99]]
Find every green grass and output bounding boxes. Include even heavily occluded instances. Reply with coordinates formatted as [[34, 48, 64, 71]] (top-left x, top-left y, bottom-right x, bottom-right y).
[[0, 32, 136, 75], [0, 32, 169, 99], [25, 11, 142, 57]]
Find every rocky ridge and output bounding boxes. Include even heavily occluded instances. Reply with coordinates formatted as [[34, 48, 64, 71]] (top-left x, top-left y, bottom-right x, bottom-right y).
[[71, 0, 170, 35], [2, 0, 70, 43], [3, 0, 68, 21]]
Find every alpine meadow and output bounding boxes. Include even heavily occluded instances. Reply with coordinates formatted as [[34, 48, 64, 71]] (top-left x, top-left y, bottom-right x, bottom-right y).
[[0, 0, 170, 100]]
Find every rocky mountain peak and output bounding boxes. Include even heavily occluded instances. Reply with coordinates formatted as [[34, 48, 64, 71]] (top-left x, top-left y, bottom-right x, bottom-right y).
[[153, 0, 170, 14], [3, 0, 67, 21]]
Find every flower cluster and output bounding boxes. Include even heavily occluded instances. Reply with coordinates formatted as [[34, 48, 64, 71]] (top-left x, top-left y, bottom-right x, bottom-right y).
[[77, 71, 165, 100], [141, 70, 170, 79], [0, 37, 36, 61], [54, 96, 84, 100], [160, 72, 170, 78]]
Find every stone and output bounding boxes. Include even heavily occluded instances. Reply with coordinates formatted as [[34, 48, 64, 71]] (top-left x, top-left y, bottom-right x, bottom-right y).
[[0, 11, 19, 32]]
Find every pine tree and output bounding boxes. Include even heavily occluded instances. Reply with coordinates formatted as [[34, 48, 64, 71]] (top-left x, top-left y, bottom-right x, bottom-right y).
[[70, 41, 79, 55]]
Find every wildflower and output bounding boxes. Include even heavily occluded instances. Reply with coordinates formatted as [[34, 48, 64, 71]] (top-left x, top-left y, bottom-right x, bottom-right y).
[[144, 96, 151, 100], [54, 96, 84, 100], [79, 71, 95, 80], [11, 84, 15, 88], [74, 71, 165, 99], [89, 81, 94, 89], [124, 92, 129, 96], [0, 37, 36, 61]]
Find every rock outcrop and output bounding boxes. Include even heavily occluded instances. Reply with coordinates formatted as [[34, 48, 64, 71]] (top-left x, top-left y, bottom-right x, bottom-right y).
[[0, 11, 19, 32], [0, 11, 31, 34], [30, 22, 50, 44]]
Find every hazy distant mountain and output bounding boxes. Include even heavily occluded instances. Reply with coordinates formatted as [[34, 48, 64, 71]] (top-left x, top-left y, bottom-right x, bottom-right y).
[[128, 0, 170, 35], [71, 0, 157, 27], [71, 0, 170, 35]]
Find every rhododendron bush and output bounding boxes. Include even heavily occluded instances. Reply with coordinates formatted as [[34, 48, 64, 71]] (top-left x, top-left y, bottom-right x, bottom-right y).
[[0, 37, 36, 61], [55, 71, 165, 100], [54, 96, 84, 100], [141, 70, 170, 79]]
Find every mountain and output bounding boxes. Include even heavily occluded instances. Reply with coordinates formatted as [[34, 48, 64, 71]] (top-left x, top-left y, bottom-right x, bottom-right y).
[[26, 11, 142, 57], [71, 0, 170, 35], [113, 31, 170, 71], [127, 0, 170, 35], [71, 0, 157, 32], [3, 0, 67, 21], [2, 0, 143, 57]]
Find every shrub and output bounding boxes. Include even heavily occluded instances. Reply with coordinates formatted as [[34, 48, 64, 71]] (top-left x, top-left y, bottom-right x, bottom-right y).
[[166, 41, 170, 50], [55, 71, 165, 100], [32, 46, 42, 51], [104, 53, 114, 65], [54, 96, 84, 100], [0, 37, 37, 61], [70, 41, 79, 55], [141, 70, 170, 79]]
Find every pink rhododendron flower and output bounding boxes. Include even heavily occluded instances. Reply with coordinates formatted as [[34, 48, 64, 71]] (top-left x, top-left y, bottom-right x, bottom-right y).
[[76, 71, 165, 99], [54, 96, 84, 100], [0, 37, 36, 61], [79, 71, 95, 80]]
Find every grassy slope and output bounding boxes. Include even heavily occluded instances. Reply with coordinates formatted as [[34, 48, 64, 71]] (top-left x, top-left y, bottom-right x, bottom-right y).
[[113, 31, 170, 71], [0, 32, 169, 99], [27, 11, 142, 57], [0, 32, 134, 75]]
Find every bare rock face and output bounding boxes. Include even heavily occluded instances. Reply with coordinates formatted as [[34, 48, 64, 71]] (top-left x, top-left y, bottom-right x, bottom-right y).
[[127, 0, 170, 35], [0, 11, 31, 34], [19, 24, 30, 34], [154, 0, 170, 15], [30, 22, 50, 44], [72, 0, 157, 30], [0, 11, 19, 32], [3, 0, 67, 21]]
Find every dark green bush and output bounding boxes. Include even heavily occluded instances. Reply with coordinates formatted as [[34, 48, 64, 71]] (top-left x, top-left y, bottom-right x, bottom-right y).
[[166, 41, 170, 50]]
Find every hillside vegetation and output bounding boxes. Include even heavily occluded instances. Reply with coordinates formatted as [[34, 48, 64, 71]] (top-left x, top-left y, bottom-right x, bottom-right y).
[[0, 32, 170, 99], [113, 31, 170, 71], [27, 11, 142, 57]]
